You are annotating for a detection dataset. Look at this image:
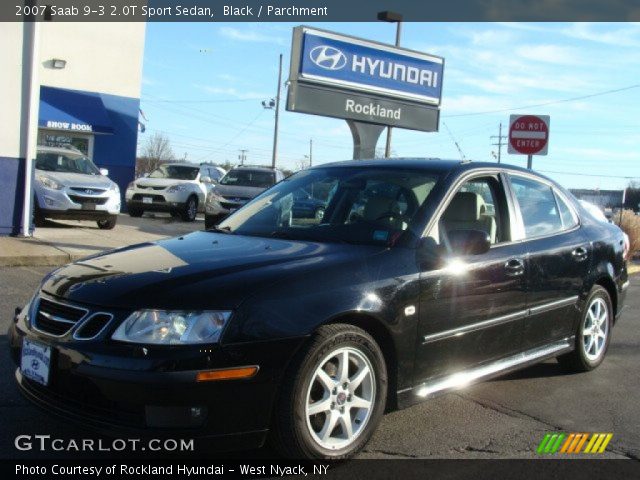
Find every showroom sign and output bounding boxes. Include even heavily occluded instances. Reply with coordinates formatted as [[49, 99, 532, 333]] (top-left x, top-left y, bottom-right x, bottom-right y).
[[287, 26, 444, 132]]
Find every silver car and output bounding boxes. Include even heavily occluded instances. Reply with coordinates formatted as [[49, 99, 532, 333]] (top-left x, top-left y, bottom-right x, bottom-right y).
[[125, 163, 223, 222], [33, 146, 121, 230], [204, 166, 285, 229]]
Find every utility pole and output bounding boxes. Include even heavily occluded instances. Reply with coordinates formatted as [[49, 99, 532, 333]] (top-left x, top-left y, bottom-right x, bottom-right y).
[[238, 149, 248, 165], [378, 11, 403, 159], [309, 139, 313, 167], [490, 122, 507, 163], [271, 53, 283, 168]]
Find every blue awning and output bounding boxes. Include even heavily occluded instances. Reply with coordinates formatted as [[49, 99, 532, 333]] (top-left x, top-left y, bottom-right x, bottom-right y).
[[39, 86, 114, 135]]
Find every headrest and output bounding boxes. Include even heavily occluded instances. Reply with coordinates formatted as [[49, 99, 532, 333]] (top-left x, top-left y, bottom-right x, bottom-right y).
[[364, 196, 393, 221], [443, 191, 485, 222]]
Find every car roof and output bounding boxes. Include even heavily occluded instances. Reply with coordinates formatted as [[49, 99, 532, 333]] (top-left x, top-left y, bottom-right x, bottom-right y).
[[36, 146, 84, 156], [312, 157, 556, 182]]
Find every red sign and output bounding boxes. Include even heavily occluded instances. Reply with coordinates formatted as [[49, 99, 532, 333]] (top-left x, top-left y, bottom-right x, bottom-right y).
[[508, 114, 550, 156]]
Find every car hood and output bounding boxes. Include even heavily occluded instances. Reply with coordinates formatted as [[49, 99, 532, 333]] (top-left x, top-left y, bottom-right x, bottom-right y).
[[37, 171, 114, 189], [40, 231, 368, 310], [211, 184, 266, 199], [135, 178, 194, 188]]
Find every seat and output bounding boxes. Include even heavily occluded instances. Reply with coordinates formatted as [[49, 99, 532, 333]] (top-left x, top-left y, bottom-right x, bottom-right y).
[[442, 191, 497, 243]]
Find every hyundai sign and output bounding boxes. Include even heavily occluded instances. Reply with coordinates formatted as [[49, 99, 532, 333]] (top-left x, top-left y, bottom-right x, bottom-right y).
[[291, 26, 444, 106]]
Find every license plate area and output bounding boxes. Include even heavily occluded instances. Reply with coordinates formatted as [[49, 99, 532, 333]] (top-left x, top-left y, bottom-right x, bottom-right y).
[[143, 197, 153, 204], [21, 339, 51, 386], [82, 203, 96, 210]]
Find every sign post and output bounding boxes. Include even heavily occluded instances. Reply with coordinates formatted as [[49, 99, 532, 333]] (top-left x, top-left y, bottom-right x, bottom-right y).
[[508, 114, 550, 169], [287, 26, 444, 159]]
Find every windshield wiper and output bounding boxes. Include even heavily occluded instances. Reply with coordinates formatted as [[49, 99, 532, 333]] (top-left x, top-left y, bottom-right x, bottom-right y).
[[207, 226, 234, 234]]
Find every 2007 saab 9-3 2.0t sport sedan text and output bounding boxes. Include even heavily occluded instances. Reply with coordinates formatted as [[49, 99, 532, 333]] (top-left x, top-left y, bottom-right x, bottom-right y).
[[9, 159, 629, 459]]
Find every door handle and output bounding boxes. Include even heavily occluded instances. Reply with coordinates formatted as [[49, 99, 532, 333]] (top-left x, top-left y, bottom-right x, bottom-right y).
[[505, 258, 525, 276], [572, 247, 588, 262]]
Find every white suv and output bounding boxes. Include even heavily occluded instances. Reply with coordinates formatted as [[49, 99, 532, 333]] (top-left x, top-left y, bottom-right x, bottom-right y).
[[125, 163, 225, 221], [34, 146, 121, 229]]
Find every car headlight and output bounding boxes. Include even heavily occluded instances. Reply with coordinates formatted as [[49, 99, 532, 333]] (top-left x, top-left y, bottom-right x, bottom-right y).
[[111, 310, 231, 345], [109, 183, 120, 193], [36, 174, 63, 190], [167, 184, 187, 193], [207, 190, 222, 202]]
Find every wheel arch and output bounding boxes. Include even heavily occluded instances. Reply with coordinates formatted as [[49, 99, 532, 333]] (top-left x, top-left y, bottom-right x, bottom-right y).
[[594, 275, 617, 322]]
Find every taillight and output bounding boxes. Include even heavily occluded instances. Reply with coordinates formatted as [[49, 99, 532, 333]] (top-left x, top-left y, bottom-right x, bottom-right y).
[[623, 233, 630, 260]]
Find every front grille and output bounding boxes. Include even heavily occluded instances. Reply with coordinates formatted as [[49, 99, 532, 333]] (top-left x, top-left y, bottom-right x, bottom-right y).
[[70, 187, 107, 195], [132, 193, 166, 202], [34, 298, 88, 336], [68, 195, 108, 205], [136, 185, 165, 191], [74, 313, 113, 339]]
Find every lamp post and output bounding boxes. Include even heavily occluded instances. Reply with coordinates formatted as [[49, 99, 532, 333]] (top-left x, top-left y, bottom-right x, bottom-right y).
[[262, 54, 283, 168], [377, 11, 403, 159]]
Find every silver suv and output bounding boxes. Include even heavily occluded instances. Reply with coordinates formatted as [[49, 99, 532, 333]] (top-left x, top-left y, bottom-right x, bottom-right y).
[[125, 163, 225, 221], [34, 146, 121, 230], [204, 165, 285, 229]]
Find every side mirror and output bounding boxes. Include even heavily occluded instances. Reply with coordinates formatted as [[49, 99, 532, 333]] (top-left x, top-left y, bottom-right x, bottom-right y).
[[448, 229, 491, 256], [99, 168, 109, 176], [200, 175, 212, 184]]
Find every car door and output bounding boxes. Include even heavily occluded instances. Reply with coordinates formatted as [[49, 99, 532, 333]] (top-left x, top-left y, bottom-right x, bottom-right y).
[[507, 174, 590, 350], [415, 173, 528, 381]]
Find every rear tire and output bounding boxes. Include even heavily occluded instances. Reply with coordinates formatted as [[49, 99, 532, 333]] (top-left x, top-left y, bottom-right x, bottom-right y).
[[97, 215, 118, 230], [270, 324, 387, 459], [181, 196, 198, 222], [557, 285, 612, 372], [128, 206, 143, 218]]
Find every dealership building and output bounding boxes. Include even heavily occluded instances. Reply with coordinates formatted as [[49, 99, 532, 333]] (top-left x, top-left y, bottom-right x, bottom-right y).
[[0, 22, 145, 235]]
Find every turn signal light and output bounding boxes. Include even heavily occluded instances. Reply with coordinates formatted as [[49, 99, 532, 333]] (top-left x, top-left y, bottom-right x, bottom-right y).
[[196, 366, 258, 382]]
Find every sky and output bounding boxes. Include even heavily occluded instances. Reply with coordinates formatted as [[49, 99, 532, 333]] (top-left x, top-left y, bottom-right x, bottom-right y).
[[139, 22, 640, 190]]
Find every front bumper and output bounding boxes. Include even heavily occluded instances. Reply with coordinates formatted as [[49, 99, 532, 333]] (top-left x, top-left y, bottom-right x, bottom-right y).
[[205, 198, 248, 217], [36, 186, 120, 217], [9, 301, 305, 448]]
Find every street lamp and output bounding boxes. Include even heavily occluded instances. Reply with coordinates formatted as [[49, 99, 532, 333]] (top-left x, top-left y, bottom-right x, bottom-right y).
[[261, 53, 283, 168], [377, 11, 403, 159]]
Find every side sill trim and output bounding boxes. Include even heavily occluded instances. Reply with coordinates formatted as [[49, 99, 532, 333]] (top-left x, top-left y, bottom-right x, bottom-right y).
[[422, 295, 579, 345], [399, 338, 573, 404]]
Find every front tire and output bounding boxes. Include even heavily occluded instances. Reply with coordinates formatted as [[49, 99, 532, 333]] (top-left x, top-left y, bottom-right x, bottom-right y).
[[557, 285, 612, 372], [181, 196, 198, 222], [97, 215, 118, 230], [271, 324, 387, 459]]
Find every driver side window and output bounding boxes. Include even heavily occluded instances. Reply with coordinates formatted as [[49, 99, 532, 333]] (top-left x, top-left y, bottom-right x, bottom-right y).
[[434, 176, 509, 246]]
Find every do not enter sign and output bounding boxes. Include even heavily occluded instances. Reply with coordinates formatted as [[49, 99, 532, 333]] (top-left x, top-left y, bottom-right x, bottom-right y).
[[508, 114, 550, 156]]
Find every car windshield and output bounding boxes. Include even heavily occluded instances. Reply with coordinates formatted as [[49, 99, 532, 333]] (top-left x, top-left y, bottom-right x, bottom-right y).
[[148, 165, 200, 180], [220, 169, 275, 188], [35, 152, 101, 175], [218, 167, 440, 246]]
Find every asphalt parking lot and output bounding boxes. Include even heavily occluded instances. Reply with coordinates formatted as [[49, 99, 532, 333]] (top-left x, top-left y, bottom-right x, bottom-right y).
[[0, 267, 638, 460]]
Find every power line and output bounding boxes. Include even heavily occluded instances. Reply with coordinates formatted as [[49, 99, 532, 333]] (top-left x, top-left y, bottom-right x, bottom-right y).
[[538, 169, 639, 179], [490, 122, 508, 163], [444, 83, 640, 118], [142, 97, 258, 104]]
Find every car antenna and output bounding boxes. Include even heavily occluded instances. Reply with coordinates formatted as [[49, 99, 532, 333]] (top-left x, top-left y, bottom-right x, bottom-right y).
[[442, 121, 468, 162]]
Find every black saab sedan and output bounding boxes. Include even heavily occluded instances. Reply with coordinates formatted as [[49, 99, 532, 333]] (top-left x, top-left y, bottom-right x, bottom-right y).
[[9, 159, 629, 459]]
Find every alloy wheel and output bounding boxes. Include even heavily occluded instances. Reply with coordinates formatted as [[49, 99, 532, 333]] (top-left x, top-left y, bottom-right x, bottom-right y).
[[188, 198, 197, 220], [582, 297, 609, 361], [305, 347, 375, 450]]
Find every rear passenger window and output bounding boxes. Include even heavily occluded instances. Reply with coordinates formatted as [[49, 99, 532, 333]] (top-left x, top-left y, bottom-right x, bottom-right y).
[[510, 176, 563, 238], [555, 192, 579, 230]]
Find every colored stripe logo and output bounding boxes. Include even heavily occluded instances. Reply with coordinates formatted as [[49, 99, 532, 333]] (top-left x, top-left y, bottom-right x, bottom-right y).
[[537, 433, 612, 454]]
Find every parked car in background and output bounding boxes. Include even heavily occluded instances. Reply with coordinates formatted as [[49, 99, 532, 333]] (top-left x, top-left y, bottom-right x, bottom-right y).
[[33, 146, 121, 230], [11, 159, 629, 459], [204, 165, 284, 228], [125, 163, 218, 221], [291, 188, 329, 221]]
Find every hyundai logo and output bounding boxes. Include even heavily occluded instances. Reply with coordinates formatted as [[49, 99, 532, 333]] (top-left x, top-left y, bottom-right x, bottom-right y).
[[309, 46, 347, 71]]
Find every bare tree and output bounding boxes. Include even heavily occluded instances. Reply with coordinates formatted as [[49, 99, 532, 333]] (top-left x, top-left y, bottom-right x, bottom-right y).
[[136, 133, 174, 176], [294, 157, 311, 172]]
